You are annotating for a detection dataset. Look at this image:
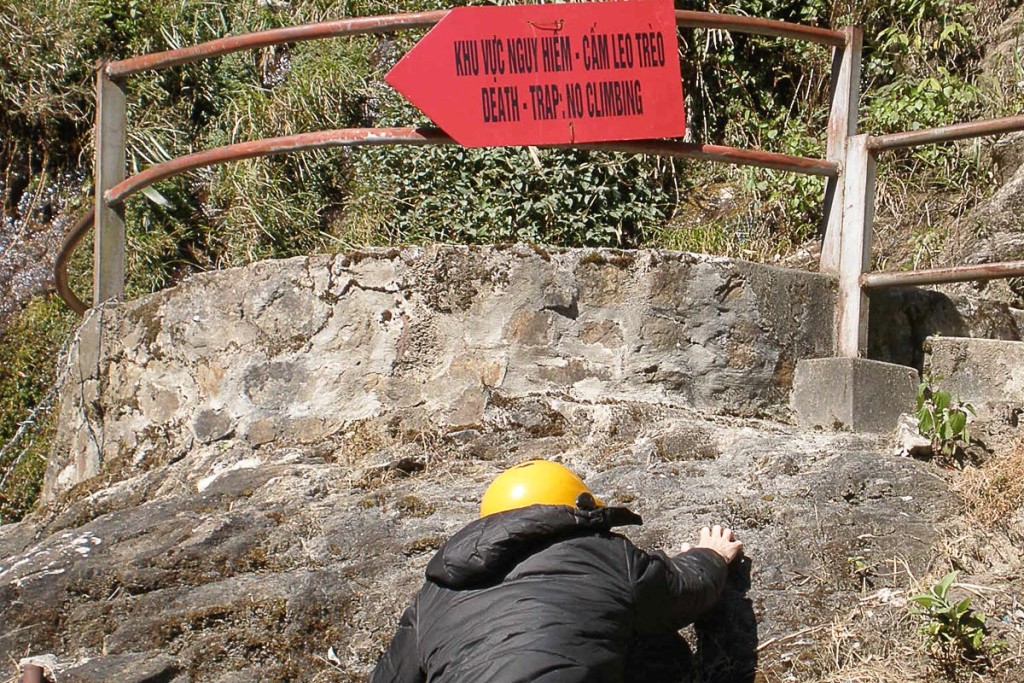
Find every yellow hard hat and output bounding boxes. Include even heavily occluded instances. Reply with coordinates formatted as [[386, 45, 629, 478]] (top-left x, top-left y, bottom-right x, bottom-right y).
[[480, 460, 603, 517]]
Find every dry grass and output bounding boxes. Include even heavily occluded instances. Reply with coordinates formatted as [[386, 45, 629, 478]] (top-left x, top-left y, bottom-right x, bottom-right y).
[[758, 439, 1024, 683], [760, 585, 1019, 683], [757, 589, 928, 682], [952, 437, 1024, 529]]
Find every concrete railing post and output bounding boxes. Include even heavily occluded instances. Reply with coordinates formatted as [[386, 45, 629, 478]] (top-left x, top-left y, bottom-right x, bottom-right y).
[[94, 66, 128, 307], [794, 135, 914, 434], [836, 134, 876, 358], [820, 26, 862, 275], [794, 132, 919, 434]]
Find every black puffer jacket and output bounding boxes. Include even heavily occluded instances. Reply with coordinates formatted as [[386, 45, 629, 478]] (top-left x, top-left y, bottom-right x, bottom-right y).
[[370, 504, 728, 683]]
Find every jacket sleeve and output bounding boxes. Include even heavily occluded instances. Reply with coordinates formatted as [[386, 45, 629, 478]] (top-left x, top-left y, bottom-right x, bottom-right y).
[[630, 545, 729, 633], [369, 602, 425, 683]]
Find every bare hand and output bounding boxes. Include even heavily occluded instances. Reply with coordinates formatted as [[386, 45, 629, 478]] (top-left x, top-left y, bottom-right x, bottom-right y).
[[694, 524, 743, 564]]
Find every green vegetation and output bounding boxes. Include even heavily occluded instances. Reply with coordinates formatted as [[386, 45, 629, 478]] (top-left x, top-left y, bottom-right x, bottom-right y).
[[915, 377, 976, 459], [1, 0, 1020, 521], [344, 146, 677, 248], [0, 297, 76, 523], [3, 0, 1015, 279], [910, 571, 999, 670]]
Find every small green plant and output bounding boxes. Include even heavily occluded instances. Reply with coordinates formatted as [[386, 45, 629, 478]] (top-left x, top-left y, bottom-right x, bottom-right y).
[[846, 554, 876, 591], [916, 377, 975, 458], [909, 571, 993, 666]]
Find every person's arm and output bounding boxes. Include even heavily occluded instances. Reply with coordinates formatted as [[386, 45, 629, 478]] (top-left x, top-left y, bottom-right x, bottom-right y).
[[631, 525, 742, 632], [369, 602, 426, 683]]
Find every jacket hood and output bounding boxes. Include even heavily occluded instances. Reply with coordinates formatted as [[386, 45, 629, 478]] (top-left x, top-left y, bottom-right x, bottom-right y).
[[425, 504, 642, 589]]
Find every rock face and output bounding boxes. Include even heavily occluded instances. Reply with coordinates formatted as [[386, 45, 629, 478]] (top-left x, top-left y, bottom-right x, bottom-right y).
[[1, 401, 951, 682], [43, 245, 838, 501], [869, 286, 1024, 370], [0, 246, 966, 682]]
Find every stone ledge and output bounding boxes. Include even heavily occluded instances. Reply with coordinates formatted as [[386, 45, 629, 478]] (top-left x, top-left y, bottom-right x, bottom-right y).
[[925, 336, 1024, 410], [792, 358, 918, 433], [46, 247, 839, 500]]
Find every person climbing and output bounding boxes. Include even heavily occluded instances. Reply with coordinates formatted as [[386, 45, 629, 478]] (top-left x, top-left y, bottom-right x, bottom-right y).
[[370, 459, 744, 683]]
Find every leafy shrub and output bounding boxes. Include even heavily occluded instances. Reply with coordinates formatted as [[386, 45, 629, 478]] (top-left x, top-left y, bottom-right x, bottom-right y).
[[915, 377, 975, 458], [344, 145, 677, 249], [910, 571, 996, 667]]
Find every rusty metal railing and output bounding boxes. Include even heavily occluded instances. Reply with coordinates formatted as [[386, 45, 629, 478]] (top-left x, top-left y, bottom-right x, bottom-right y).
[[54, 9, 859, 316], [868, 114, 1024, 151], [104, 130, 839, 210], [104, 10, 845, 79], [54, 210, 96, 315], [861, 261, 1024, 289], [831, 116, 1024, 358]]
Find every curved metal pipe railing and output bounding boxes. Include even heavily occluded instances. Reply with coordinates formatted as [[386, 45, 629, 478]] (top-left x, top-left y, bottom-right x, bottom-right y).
[[105, 128, 448, 206], [673, 11, 844, 46], [56, 10, 850, 315], [105, 10, 845, 78], [105, 11, 451, 79], [103, 128, 838, 208], [55, 210, 94, 316]]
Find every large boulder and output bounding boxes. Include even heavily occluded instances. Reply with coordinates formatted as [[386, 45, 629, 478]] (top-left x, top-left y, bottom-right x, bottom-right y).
[[1, 398, 953, 682], [42, 245, 839, 501], [0, 247, 963, 681]]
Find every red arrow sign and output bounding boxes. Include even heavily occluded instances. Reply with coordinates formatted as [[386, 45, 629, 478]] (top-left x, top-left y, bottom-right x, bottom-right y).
[[385, 0, 685, 147]]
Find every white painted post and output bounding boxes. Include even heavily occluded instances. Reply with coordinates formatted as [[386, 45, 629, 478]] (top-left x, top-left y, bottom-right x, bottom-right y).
[[94, 66, 128, 306], [820, 27, 862, 275], [836, 134, 875, 358]]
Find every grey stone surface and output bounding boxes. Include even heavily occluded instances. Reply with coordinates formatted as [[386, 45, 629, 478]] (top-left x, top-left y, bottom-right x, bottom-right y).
[[792, 358, 918, 433], [192, 407, 235, 444], [0, 246, 970, 682], [61, 653, 183, 683], [1, 399, 951, 683], [43, 246, 838, 500], [76, 311, 103, 382], [925, 336, 1024, 414]]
